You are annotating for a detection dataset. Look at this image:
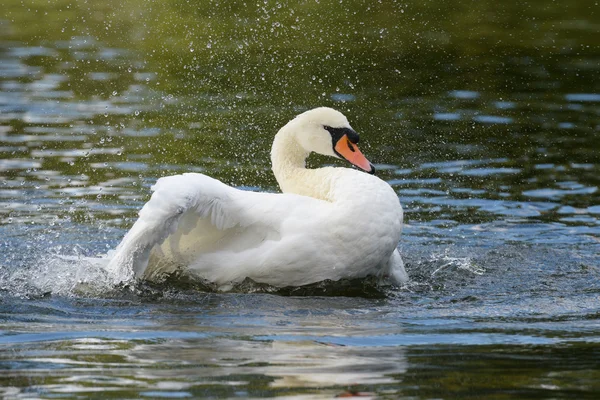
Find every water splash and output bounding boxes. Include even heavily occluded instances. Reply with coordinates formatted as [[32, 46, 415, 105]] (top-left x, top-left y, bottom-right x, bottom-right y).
[[0, 223, 133, 298], [0, 250, 127, 299], [429, 252, 484, 277]]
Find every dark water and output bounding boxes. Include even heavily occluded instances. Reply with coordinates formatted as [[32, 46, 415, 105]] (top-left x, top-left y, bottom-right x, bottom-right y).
[[1, 0, 600, 398]]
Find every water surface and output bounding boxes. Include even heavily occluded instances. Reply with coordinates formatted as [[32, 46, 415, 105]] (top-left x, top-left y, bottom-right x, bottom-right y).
[[1, 0, 600, 398]]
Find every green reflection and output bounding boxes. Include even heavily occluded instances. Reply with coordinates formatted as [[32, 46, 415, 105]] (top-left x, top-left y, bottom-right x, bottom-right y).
[[1, 0, 599, 227]]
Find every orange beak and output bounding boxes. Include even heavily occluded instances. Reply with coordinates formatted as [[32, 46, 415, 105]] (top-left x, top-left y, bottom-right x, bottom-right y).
[[334, 134, 375, 174]]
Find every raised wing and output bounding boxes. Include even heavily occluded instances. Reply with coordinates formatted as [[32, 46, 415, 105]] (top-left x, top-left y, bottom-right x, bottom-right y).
[[105, 173, 300, 281]]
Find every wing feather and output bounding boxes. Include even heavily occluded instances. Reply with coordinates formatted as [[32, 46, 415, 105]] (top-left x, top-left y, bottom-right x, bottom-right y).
[[106, 173, 280, 281]]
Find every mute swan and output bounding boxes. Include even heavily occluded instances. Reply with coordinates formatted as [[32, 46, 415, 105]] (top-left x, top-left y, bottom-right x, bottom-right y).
[[106, 107, 407, 289]]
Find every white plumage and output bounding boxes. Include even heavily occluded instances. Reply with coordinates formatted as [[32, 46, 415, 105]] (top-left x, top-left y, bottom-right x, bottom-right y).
[[106, 107, 407, 289]]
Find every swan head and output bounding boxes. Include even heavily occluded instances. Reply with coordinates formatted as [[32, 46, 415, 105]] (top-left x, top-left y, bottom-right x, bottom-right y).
[[290, 107, 375, 174]]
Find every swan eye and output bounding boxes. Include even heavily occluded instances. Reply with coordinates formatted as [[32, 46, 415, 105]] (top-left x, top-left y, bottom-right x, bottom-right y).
[[324, 126, 360, 145]]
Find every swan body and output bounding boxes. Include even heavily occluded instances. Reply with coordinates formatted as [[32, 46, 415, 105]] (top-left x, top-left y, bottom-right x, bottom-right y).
[[106, 107, 407, 288]]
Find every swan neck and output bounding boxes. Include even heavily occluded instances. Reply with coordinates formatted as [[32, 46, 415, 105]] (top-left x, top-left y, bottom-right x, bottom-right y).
[[271, 123, 331, 199], [271, 125, 307, 173]]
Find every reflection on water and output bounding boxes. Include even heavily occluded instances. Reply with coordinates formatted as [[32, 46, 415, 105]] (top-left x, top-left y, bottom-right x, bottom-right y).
[[1, 289, 600, 398], [1, 0, 600, 398]]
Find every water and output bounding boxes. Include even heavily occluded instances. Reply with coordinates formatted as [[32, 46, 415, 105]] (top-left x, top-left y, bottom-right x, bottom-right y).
[[1, 0, 600, 398]]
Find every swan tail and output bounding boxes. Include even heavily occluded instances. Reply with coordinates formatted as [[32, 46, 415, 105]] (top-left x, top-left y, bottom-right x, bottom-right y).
[[383, 249, 408, 285]]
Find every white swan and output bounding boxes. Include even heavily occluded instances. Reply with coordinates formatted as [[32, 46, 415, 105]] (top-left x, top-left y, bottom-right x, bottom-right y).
[[106, 107, 407, 289]]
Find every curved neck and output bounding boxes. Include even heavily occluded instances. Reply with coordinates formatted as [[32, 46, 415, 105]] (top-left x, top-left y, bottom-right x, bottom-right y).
[[270, 123, 333, 201]]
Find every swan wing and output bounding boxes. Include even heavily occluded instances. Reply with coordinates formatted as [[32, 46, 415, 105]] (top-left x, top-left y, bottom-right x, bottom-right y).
[[105, 172, 317, 282]]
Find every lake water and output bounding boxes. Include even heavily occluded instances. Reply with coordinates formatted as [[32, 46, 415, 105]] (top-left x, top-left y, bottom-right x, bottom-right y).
[[1, 0, 600, 398]]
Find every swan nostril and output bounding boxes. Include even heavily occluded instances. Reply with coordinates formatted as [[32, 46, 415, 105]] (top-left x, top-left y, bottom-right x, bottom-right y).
[[347, 139, 356, 152]]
